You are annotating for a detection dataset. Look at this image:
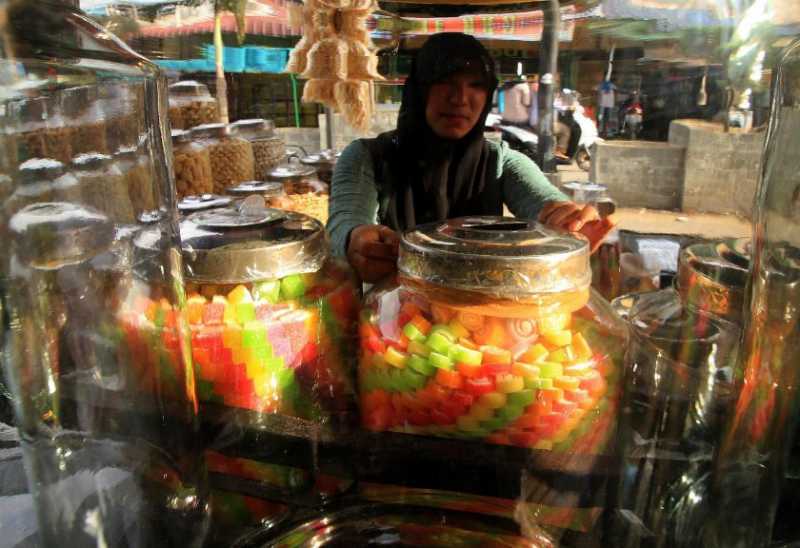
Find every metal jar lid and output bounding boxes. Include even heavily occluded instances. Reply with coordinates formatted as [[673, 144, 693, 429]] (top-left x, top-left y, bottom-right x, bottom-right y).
[[179, 207, 327, 284], [8, 202, 114, 269], [171, 129, 191, 144], [18, 158, 65, 182], [169, 80, 212, 98], [399, 216, 591, 298], [676, 239, 750, 322], [300, 149, 338, 168], [268, 161, 316, 181], [226, 180, 285, 198], [229, 118, 276, 138], [178, 193, 232, 213], [71, 152, 114, 170]]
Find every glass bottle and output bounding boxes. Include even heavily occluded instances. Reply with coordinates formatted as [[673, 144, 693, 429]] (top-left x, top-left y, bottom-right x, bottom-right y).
[[0, 1, 209, 546]]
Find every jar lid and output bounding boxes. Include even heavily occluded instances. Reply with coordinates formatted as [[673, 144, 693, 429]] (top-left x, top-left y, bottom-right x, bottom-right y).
[[177, 193, 232, 213], [72, 153, 113, 170], [179, 208, 327, 283], [8, 202, 114, 269], [171, 129, 191, 144], [676, 239, 750, 322], [17, 158, 65, 183], [300, 149, 338, 167], [227, 180, 285, 197], [399, 216, 590, 297], [169, 80, 212, 98], [191, 123, 228, 139], [229, 118, 275, 138], [268, 162, 316, 180]]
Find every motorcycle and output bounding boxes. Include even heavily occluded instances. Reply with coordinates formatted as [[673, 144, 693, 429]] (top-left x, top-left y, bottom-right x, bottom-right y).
[[620, 93, 644, 140]]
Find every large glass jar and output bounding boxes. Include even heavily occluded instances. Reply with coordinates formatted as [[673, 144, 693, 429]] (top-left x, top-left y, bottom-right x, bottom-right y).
[[192, 123, 255, 193], [267, 161, 329, 224], [229, 118, 286, 179], [114, 146, 157, 217], [168, 80, 219, 130], [62, 86, 110, 156], [71, 152, 136, 224], [177, 206, 359, 424], [358, 217, 625, 452], [0, 3, 209, 545], [172, 129, 214, 199]]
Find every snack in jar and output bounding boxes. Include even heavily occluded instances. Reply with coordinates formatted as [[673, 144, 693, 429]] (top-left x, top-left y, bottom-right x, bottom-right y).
[[299, 149, 339, 185], [101, 82, 141, 152], [175, 205, 359, 422], [4, 158, 81, 217], [168, 80, 219, 130], [358, 217, 625, 452], [9, 96, 74, 163], [226, 180, 292, 210], [229, 118, 286, 178], [267, 161, 329, 224], [178, 193, 232, 216], [71, 152, 136, 223], [191, 123, 255, 194], [172, 129, 214, 199], [115, 146, 157, 215], [62, 86, 110, 156]]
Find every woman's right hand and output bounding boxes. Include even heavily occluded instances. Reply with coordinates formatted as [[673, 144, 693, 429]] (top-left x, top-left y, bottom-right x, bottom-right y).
[[346, 224, 401, 283]]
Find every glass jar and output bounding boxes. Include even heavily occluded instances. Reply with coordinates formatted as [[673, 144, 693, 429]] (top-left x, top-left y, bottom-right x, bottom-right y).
[[4, 158, 81, 218], [10, 96, 74, 163], [178, 193, 233, 215], [359, 217, 626, 451], [192, 123, 255, 194], [226, 180, 291, 210], [172, 129, 214, 199], [229, 118, 286, 179], [0, 3, 208, 546], [63, 86, 110, 156], [267, 162, 329, 224], [616, 288, 740, 547], [177, 206, 359, 424], [168, 80, 219, 130], [114, 147, 157, 217], [71, 152, 136, 224], [299, 149, 339, 186]]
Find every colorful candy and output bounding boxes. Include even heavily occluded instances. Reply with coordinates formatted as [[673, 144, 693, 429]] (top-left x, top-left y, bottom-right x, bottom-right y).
[[358, 290, 620, 452]]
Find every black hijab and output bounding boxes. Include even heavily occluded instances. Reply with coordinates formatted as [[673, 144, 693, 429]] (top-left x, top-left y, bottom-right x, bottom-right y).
[[364, 33, 501, 231]]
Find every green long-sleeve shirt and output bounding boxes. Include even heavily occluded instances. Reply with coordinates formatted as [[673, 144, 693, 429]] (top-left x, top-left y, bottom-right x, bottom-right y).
[[326, 138, 567, 256]]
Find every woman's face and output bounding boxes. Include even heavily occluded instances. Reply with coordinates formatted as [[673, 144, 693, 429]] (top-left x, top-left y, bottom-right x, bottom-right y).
[[425, 70, 488, 140]]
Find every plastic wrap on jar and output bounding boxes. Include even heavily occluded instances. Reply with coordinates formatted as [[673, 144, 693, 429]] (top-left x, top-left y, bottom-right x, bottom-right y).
[[358, 217, 626, 453]]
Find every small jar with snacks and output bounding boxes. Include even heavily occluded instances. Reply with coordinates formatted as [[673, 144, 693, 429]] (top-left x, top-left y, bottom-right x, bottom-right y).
[[267, 161, 329, 224], [172, 129, 214, 199], [299, 149, 339, 185], [226, 181, 292, 210], [358, 217, 626, 452], [166, 206, 360, 423], [62, 86, 110, 156], [192, 123, 255, 194], [168, 80, 219, 130], [71, 152, 136, 223], [177, 193, 232, 216], [114, 147, 157, 216], [229, 118, 286, 179], [10, 97, 74, 163], [4, 158, 81, 217], [102, 83, 141, 153]]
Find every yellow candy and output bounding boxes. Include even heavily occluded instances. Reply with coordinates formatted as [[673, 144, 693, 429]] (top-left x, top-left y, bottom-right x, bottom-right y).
[[457, 415, 482, 431], [384, 346, 408, 368], [572, 333, 593, 361], [407, 340, 431, 357], [448, 319, 470, 339], [543, 330, 572, 348], [548, 346, 575, 363], [521, 343, 549, 363], [496, 374, 524, 393], [511, 362, 540, 380], [534, 440, 554, 451], [227, 284, 253, 305], [539, 313, 570, 334], [554, 376, 580, 391], [478, 392, 507, 409]]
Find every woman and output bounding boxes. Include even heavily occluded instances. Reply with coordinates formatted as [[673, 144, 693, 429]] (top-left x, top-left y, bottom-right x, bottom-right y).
[[328, 33, 606, 283]]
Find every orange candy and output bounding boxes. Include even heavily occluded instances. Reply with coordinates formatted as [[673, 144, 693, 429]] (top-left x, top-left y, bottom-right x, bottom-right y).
[[410, 314, 432, 334], [436, 368, 463, 390]]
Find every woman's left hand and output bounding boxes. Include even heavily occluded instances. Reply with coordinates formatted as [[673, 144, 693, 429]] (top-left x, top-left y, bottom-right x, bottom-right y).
[[538, 201, 599, 232]]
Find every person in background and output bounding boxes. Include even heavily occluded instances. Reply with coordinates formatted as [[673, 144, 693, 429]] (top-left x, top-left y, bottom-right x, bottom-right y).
[[598, 79, 617, 137], [527, 74, 539, 128], [501, 76, 531, 127], [327, 33, 613, 283]]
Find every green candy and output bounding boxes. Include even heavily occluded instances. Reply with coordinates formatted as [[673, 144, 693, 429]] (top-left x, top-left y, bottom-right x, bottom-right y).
[[481, 416, 506, 432], [236, 301, 256, 324], [280, 274, 307, 300], [408, 354, 436, 376], [428, 351, 454, 370], [403, 369, 427, 390], [402, 323, 427, 343], [255, 280, 281, 303], [426, 331, 454, 354], [508, 389, 536, 408], [498, 404, 524, 422], [539, 362, 563, 378], [448, 344, 483, 366]]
